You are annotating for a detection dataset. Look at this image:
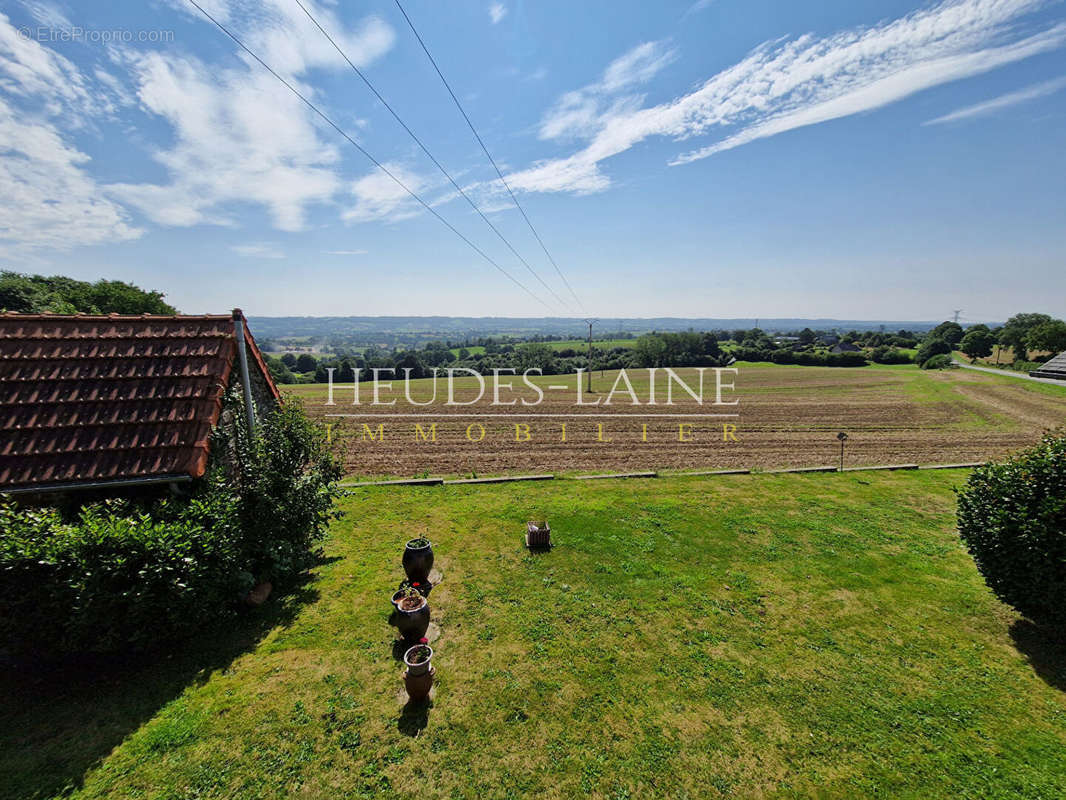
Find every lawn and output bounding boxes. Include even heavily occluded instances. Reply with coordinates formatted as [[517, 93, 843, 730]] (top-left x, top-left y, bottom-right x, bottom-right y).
[[4, 470, 1065, 798]]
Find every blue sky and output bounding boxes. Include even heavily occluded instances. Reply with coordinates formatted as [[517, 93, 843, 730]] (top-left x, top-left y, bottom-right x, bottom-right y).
[[1, 0, 1064, 320]]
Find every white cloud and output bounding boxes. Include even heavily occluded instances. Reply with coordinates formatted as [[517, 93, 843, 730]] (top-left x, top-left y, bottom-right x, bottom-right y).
[[489, 3, 507, 25], [513, 0, 1066, 194], [324, 249, 368, 255], [108, 51, 341, 231], [601, 40, 678, 92], [23, 1, 71, 31], [231, 242, 284, 258], [110, 1, 395, 231], [165, 0, 393, 78], [0, 11, 95, 117], [539, 40, 676, 141], [0, 13, 140, 255], [924, 74, 1066, 124], [684, 0, 715, 15], [343, 163, 429, 224]]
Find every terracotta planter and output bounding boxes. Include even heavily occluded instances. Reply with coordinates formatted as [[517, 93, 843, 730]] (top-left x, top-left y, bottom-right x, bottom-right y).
[[244, 581, 273, 606], [402, 539, 434, 583], [403, 665, 435, 701], [526, 521, 551, 549], [394, 593, 430, 640], [403, 644, 434, 677]]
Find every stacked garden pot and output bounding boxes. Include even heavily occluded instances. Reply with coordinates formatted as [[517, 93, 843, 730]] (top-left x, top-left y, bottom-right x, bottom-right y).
[[402, 640, 435, 701], [402, 538, 434, 583]]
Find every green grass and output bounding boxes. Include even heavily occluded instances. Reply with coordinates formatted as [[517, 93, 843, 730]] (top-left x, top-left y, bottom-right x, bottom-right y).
[[447, 345, 486, 356], [4, 470, 1065, 798]]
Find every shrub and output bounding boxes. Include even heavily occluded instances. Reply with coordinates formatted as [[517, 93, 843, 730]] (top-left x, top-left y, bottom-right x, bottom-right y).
[[0, 501, 243, 656], [920, 353, 954, 370], [870, 346, 912, 364], [208, 395, 344, 582], [956, 432, 1066, 626], [915, 337, 952, 365], [824, 352, 869, 367], [0, 396, 341, 661]]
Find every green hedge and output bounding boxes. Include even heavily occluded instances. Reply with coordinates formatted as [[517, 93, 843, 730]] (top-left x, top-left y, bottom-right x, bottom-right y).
[[0, 396, 341, 661], [957, 431, 1066, 627]]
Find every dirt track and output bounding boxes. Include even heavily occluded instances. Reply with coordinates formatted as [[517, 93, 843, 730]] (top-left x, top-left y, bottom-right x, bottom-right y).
[[284, 365, 1066, 478]]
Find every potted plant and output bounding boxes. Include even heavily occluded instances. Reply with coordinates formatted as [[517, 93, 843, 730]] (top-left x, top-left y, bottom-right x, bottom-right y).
[[391, 581, 427, 609], [393, 585, 430, 640], [403, 637, 435, 701], [526, 520, 551, 549], [404, 640, 434, 676], [402, 537, 434, 583]]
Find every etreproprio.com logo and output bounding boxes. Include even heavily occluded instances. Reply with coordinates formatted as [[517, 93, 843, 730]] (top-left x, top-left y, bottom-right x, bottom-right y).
[[18, 26, 175, 44]]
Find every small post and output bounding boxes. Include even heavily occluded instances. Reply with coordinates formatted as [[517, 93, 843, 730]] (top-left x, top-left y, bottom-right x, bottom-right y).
[[584, 318, 598, 392], [233, 308, 256, 436], [837, 431, 848, 472]]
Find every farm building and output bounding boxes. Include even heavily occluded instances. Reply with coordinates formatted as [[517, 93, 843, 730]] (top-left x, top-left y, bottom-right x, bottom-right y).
[[830, 341, 861, 353], [0, 309, 279, 497], [1030, 351, 1066, 380]]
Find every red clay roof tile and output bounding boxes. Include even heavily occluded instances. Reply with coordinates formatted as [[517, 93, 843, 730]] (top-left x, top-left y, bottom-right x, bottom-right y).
[[0, 312, 279, 491]]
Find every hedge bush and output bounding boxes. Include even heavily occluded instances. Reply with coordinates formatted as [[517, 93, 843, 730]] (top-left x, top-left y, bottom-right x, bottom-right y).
[[920, 353, 955, 370], [731, 347, 868, 367], [0, 395, 341, 661], [956, 431, 1066, 626], [870, 346, 913, 364]]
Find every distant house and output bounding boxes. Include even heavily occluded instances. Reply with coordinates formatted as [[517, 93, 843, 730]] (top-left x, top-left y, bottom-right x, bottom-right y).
[[831, 342, 861, 353], [1030, 351, 1066, 381], [0, 309, 279, 496], [819, 334, 839, 346]]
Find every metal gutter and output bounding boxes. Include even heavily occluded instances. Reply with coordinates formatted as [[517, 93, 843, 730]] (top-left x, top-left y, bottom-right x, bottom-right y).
[[1, 474, 194, 496], [232, 308, 256, 436]]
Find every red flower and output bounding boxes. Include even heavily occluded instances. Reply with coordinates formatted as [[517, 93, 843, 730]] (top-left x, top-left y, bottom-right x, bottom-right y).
[[412, 582, 421, 587], [419, 637, 428, 644]]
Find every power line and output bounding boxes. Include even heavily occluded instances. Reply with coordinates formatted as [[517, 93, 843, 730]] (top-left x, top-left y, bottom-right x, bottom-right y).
[[184, 0, 552, 311], [290, 0, 568, 309], [393, 0, 584, 311]]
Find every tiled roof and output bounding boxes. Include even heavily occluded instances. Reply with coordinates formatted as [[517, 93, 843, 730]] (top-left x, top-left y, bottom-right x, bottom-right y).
[[1030, 351, 1066, 380], [0, 311, 279, 491]]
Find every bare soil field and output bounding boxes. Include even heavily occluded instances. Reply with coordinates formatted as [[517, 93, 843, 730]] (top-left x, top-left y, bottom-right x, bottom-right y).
[[282, 364, 1066, 478]]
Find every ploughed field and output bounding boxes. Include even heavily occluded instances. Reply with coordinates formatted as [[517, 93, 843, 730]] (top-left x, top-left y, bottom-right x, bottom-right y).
[[7, 471, 1065, 798], [283, 363, 1066, 479]]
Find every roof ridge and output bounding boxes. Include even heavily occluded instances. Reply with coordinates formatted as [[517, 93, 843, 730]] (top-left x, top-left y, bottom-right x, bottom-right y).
[[0, 312, 234, 320]]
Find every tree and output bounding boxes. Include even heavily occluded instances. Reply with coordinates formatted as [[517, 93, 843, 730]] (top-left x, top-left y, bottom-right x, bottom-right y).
[[280, 353, 297, 368], [930, 321, 964, 346], [632, 334, 668, 368], [1025, 320, 1066, 355], [700, 332, 721, 360], [295, 354, 317, 373], [998, 313, 1052, 362], [959, 329, 995, 362], [797, 327, 816, 345], [394, 352, 425, 379], [264, 355, 295, 384], [0, 271, 177, 314], [514, 342, 556, 374], [915, 337, 952, 366]]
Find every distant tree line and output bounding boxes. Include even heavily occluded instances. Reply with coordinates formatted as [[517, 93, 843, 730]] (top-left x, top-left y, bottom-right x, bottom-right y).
[[917, 314, 1066, 370], [260, 313, 1066, 384]]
